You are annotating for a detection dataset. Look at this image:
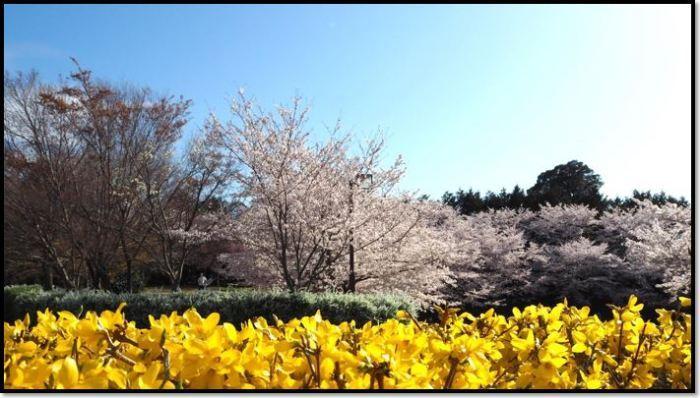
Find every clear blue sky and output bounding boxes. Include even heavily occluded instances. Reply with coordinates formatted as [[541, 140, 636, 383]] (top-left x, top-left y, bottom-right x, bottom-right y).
[[4, 4, 691, 200]]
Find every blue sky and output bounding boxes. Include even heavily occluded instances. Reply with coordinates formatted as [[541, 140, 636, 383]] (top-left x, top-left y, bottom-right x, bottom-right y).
[[4, 4, 691, 200]]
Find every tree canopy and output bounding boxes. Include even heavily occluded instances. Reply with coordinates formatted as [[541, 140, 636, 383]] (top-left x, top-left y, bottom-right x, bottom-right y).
[[442, 160, 688, 215]]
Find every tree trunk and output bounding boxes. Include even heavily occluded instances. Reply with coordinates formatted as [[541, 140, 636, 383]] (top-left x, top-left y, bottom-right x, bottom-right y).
[[171, 261, 184, 292], [100, 268, 111, 290], [347, 242, 356, 293], [171, 278, 182, 292], [86, 262, 99, 289], [127, 261, 132, 293], [90, 260, 111, 290], [120, 235, 133, 293], [347, 180, 356, 293], [172, 258, 187, 292], [41, 260, 54, 290]]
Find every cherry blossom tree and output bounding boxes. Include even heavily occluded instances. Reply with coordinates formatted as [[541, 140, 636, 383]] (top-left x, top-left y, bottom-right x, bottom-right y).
[[442, 200, 690, 312], [599, 200, 691, 298], [326, 198, 456, 301], [520, 203, 598, 245], [214, 94, 448, 296], [444, 208, 543, 309]]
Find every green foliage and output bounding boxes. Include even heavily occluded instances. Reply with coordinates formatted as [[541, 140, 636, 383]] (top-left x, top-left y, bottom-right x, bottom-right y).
[[442, 161, 687, 215], [4, 284, 43, 296], [527, 160, 604, 209], [608, 189, 689, 210], [3, 285, 418, 328]]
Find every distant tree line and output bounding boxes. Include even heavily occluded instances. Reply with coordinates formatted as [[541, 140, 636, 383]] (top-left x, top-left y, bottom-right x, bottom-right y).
[[442, 160, 689, 215]]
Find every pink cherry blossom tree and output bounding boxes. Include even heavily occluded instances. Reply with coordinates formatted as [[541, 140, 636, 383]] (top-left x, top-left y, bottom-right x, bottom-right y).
[[599, 200, 691, 297], [520, 203, 598, 245], [444, 208, 544, 308], [214, 94, 448, 296]]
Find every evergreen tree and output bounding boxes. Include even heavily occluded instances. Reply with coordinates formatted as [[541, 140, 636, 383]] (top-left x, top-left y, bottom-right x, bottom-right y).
[[526, 160, 604, 209]]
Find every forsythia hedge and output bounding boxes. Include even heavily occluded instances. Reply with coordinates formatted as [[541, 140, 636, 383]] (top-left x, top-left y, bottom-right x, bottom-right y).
[[3, 296, 691, 390]]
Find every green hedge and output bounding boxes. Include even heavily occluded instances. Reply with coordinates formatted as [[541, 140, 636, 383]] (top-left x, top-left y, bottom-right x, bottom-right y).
[[4, 285, 418, 328]]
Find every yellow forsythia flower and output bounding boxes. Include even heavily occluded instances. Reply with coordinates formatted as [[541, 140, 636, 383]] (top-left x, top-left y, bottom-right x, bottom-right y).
[[3, 297, 692, 390]]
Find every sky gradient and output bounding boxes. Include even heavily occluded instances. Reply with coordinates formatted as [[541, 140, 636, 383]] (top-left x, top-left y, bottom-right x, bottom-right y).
[[4, 4, 692, 200]]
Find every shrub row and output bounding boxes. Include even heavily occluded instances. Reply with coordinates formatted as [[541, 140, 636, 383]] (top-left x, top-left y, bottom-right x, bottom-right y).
[[3, 285, 418, 328]]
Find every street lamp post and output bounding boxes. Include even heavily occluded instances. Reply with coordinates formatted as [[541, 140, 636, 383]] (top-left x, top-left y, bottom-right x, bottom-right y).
[[348, 173, 372, 293]]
